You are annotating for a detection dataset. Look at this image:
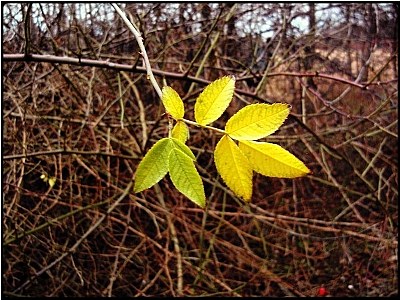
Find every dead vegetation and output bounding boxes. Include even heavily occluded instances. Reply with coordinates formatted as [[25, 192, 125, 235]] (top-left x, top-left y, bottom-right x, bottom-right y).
[[2, 3, 398, 297]]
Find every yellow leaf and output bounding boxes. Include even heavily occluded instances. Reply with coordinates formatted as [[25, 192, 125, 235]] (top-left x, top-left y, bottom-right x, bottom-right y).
[[171, 121, 189, 143], [239, 141, 310, 178], [214, 135, 253, 201], [162, 86, 184, 119], [225, 103, 290, 140], [194, 75, 235, 125], [48, 177, 56, 188], [168, 148, 205, 208]]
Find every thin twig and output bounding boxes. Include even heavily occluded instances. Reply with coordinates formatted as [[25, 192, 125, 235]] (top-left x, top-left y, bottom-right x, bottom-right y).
[[111, 3, 163, 99], [12, 181, 134, 294], [154, 184, 183, 296], [3, 148, 138, 161]]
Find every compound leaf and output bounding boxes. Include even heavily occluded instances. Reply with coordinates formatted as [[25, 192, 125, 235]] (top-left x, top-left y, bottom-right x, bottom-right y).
[[169, 148, 205, 208], [214, 135, 253, 201], [134, 138, 173, 193], [162, 86, 184, 120], [171, 121, 189, 143], [170, 137, 195, 160], [225, 103, 290, 140], [194, 75, 235, 125], [239, 141, 310, 178]]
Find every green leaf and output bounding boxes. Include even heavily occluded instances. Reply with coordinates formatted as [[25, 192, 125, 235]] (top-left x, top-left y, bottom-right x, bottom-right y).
[[171, 121, 189, 143], [194, 75, 235, 125], [214, 135, 253, 201], [169, 148, 206, 208], [134, 138, 173, 192], [239, 141, 310, 178], [170, 137, 195, 160], [225, 103, 290, 140], [162, 86, 185, 119]]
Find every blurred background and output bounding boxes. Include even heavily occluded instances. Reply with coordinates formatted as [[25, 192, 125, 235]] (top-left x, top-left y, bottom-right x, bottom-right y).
[[2, 3, 398, 296]]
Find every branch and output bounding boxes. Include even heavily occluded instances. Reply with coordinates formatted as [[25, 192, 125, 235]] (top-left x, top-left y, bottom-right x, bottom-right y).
[[241, 71, 366, 89], [2, 53, 211, 85], [12, 180, 134, 294], [23, 4, 33, 57], [2, 148, 138, 161], [111, 3, 163, 99], [3, 53, 379, 90], [3, 53, 351, 165]]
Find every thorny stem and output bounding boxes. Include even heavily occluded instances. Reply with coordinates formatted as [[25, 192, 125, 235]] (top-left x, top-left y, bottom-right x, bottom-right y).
[[111, 3, 163, 99], [3, 54, 380, 90], [112, 4, 225, 142]]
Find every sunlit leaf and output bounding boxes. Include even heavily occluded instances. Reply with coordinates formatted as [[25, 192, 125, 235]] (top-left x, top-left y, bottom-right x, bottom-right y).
[[225, 103, 290, 140], [239, 141, 310, 178], [171, 121, 189, 144], [162, 86, 184, 119], [134, 138, 173, 193], [48, 177, 56, 188], [214, 135, 253, 201], [194, 75, 235, 125], [169, 148, 205, 208], [170, 137, 195, 160]]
